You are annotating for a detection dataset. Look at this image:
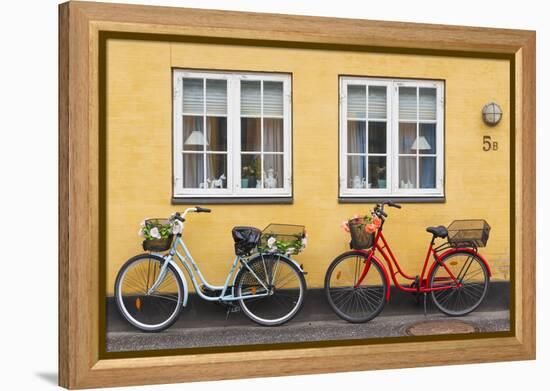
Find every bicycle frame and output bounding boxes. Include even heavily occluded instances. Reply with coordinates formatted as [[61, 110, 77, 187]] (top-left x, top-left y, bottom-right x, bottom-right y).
[[355, 227, 491, 296], [148, 235, 270, 303]]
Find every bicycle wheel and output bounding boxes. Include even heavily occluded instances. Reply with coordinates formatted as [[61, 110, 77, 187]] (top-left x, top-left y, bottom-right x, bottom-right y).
[[114, 253, 184, 332], [235, 254, 306, 326], [324, 251, 387, 323], [429, 251, 489, 316]]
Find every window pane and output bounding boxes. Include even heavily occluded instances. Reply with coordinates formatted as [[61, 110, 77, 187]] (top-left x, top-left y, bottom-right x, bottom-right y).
[[399, 87, 417, 121], [263, 81, 284, 117], [206, 154, 227, 188], [398, 122, 416, 154], [347, 85, 366, 119], [183, 116, 205, 151], [420, 157, 436, 188], [368, 122, 386, 153], [347, 121, 366, 153], [368, 156, 387, 189], [241, 118, 261, 151], [206, 117, 227, 151], [241, 154, 261, 189], [264, 154, 284, 188], [347, 155, 366, 189], [241, 80, 261, 116], [399, 156, 417, 188], [206, 79, 227, 116], [419, 123, 436, 154], [368, 86, 387, 119], [182, 153, 204, 188], [419, 88, 437, 121], [264, 118, 284, 152], [182, 78, 203, 114]]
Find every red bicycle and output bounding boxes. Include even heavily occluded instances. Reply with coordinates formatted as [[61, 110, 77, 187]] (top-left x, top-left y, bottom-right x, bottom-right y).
[[324, 201, 491, 323]]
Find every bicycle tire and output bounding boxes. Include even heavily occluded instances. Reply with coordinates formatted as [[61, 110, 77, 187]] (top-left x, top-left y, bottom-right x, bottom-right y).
[[114, 253, 185, 332], [429, 251, 489, 316], [324, 251, 387, 323], [234, 254, 306, 326]]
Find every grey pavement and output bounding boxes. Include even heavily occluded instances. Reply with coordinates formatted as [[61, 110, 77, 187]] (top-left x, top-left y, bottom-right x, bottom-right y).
[[107, 310, 509, 352], [106, 282, 510, 352]]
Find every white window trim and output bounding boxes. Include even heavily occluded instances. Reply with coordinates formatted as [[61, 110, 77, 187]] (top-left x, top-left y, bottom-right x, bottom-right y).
[[173, 70, 292, 198], [339, 76, 445, 198]]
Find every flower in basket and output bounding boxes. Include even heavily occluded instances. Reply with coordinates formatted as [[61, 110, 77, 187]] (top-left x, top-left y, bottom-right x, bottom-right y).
[[341, 221, 350, 233], [138, 218, 176, 241], [341, 212, 376, 234], [172, 220, 183, 235], [261, 232, 307, 256]]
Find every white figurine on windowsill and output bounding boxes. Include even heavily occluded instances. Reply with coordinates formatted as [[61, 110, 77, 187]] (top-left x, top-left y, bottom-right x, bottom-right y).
[[210, 174, 226, 189], [264, 168, 277, 189]]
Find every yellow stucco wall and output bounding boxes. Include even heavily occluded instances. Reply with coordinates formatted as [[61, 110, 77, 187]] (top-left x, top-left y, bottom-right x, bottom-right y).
[[106, 39, 510, 295]]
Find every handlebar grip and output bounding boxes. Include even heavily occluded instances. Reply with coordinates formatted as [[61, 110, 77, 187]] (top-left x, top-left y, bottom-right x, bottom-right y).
[[387, 201, 402, 209], [195, 206, 212, 213]]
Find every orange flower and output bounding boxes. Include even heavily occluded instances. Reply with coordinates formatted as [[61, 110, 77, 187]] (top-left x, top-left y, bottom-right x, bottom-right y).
[[364, 223, 377, 233], [372, 216, 382, 229]]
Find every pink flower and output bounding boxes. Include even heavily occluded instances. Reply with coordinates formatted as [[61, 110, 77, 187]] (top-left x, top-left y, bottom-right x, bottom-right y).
[[341, 221, 350, 233], [372, 216, 382, 229]]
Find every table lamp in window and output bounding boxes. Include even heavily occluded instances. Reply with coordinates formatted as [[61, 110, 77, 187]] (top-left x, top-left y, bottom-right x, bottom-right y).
[[184, 129, 209, 146], [411, 136, 431, 151]]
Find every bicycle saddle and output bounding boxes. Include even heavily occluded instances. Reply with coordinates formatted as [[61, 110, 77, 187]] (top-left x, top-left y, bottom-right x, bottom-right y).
[[426, 225, 448, 238]]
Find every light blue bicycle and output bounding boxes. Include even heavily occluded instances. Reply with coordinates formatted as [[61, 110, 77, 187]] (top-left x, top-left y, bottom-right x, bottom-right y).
[[114, 207, 307, 331]]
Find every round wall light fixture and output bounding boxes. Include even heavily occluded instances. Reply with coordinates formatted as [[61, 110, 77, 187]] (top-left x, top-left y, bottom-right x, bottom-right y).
[[482, 102, 503, 126]]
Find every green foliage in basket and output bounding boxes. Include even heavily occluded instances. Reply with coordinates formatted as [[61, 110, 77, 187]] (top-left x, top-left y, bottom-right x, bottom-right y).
[[258, 233, 307, 255], [138, 218, 182, 241]]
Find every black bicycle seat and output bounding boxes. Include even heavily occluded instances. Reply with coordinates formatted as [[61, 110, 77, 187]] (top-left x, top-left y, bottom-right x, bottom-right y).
[[426, 225, 448, 238]]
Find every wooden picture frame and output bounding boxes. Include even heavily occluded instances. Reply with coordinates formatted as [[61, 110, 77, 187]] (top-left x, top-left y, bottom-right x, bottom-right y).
[[58, 1, 536, 388]]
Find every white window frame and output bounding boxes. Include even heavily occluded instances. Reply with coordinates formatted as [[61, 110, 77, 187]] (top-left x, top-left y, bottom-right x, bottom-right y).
[[173, 70, 292, 198], [339, 76, 444, 198]]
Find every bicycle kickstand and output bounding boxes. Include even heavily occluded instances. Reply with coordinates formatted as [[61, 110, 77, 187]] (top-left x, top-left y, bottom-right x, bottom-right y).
[[423, 293, 428, 317]]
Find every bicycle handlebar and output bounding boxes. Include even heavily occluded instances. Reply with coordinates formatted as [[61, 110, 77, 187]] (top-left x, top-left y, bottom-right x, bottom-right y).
[[374, 201, 402, 219], [173, 206, 212, 222]]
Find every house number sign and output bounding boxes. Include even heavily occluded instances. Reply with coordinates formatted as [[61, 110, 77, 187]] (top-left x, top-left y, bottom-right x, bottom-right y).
[[483, 135, 499, 151]]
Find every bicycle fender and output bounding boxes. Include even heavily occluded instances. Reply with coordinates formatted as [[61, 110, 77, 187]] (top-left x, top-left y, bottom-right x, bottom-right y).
[[169, 259, 189, 306], [429, 248, 492, 278], [348, 250, 391, 301]]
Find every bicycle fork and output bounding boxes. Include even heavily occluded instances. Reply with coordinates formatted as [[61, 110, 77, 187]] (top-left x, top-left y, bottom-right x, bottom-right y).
[[147, 254, 172, 295]]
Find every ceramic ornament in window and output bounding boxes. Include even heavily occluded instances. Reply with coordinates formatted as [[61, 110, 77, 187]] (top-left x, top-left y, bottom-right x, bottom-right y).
[[264, 168, 277, 188], [352, 175, 365, 189], [210, 174, 226, 188]]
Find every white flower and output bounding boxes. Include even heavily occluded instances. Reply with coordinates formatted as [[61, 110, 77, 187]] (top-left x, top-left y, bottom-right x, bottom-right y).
[[301, 236, 307, 248], [286, 247, 296, 255], [150, 227, 161, 239], [267, 236, 277, 248], [172, 220, 183, 234]]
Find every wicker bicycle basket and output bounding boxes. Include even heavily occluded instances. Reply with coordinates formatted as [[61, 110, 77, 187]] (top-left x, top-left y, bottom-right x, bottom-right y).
[[447, 219, 491, 248], [348, 219, 375, 250], [141, 218, 174, 252]]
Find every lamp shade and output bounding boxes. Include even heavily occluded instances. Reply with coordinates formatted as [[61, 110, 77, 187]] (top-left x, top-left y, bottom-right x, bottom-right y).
[[184, 130, 209, 146], [411, 136, 431, 151]]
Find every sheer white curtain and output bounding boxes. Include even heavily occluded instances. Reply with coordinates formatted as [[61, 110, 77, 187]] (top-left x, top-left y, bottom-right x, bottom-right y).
[[182, 78, 228, 188]]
